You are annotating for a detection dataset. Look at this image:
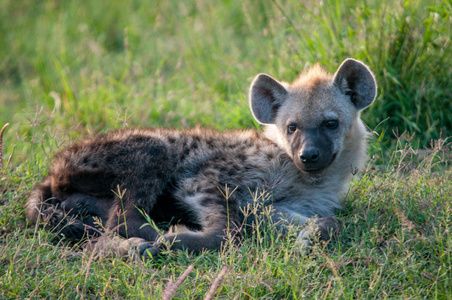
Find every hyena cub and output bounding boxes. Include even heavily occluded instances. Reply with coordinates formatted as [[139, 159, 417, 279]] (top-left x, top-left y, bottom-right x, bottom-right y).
[[26, 58, 376, 258]]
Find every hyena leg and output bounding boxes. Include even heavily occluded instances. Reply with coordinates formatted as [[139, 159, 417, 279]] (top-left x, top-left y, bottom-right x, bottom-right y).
[[27, 178, 106, 240], [136, 223, 228, 259], [38, 194, 112, 240], [26, 177, 56, 225], [135, 193, 234, 259], [56, 194, 112, 238], [137, 224, 227, 259], [104, 196, 160, 242], [271, 205, 338, 251], [86, 200, 162, 260], [97, 216, 227, 260]]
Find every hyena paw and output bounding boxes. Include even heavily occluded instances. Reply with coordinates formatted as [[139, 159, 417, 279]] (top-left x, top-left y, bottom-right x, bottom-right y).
[[84, 235, 144, 259], [85, 234, 162, 261], [130, 242, 161, 261], [295, 216, 339, 253], [296, 229, 314, 253]]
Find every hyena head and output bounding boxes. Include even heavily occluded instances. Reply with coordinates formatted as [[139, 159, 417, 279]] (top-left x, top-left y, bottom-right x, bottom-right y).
[[249, 58, 377, 174]]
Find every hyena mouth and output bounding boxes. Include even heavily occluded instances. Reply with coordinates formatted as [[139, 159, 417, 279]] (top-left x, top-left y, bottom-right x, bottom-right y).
[[301, 152, 338, 174]]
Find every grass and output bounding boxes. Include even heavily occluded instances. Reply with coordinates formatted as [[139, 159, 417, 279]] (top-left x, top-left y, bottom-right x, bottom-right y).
[[0, 0, 451, 298]]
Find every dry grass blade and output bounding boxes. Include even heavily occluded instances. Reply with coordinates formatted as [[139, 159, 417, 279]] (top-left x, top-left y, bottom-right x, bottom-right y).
[[162, 265, 194, 300], [204, 265, 230, 300]]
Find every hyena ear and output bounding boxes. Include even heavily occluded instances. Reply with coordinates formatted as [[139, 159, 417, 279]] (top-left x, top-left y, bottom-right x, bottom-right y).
[[333, 58, 377, 110], [249, 74, 288, 124]]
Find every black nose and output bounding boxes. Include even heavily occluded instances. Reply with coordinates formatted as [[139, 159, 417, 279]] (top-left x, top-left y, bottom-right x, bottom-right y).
[[299, 148, 320, 164]]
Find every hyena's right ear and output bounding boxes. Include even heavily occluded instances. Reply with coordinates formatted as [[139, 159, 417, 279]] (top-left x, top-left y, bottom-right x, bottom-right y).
[[249, 74, 288, 124], [333, 58, 377, 110]]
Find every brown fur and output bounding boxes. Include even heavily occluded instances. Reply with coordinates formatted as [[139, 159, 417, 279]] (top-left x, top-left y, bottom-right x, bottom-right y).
[[26, 59, 377, 259]]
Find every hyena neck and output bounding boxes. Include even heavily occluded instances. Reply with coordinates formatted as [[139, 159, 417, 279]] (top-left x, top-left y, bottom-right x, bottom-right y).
[[325, 119, 370, 193], [338, 119, 369, 173]]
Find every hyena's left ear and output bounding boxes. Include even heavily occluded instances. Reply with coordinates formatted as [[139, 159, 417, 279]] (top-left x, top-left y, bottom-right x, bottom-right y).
[[249, 74, 288, 124], [333, 58, 377, 110]]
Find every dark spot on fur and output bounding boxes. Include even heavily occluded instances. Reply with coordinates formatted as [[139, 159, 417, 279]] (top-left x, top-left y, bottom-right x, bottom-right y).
[[206, 139, 216, 149], [203, 170, 218, 179], [203, 187, 218, 195], [181, 146, 191, 160], [227, 169, 237, 177], [130, 136, 149, 144], [237, 153, 247, 162], [265, 152, 274, 160], [200, 198, 213, 207], [186, 164, 203, 177]]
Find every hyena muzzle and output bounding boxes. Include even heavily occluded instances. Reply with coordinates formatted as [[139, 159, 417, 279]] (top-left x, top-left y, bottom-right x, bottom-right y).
[[26, 58, 376, 259]]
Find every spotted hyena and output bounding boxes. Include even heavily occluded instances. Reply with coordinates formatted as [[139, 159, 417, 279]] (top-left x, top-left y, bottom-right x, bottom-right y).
[[26, 58, 377, 258]]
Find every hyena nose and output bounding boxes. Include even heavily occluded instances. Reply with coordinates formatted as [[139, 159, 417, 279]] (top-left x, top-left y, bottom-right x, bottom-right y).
[[299, 148, 320, 164]]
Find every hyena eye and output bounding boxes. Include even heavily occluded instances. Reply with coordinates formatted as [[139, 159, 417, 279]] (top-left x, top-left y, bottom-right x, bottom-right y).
[[325, 120, 339, 129], [287, 124, 297, 133]]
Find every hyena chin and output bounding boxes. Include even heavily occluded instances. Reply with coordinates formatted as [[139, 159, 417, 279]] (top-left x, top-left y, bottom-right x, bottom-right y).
[[26, 58, 377, 259]]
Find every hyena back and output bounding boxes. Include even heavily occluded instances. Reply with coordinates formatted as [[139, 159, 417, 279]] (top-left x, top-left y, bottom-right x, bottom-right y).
[[26, 58, 376, 258]]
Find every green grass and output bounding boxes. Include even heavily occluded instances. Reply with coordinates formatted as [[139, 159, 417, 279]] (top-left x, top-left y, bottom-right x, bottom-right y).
[[1, 0, 451, 298]]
